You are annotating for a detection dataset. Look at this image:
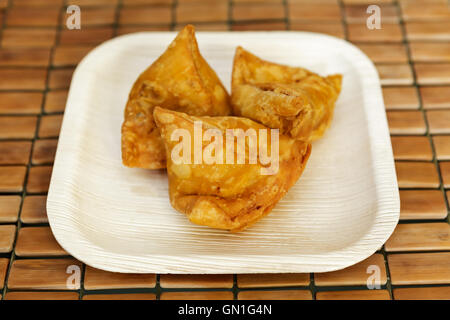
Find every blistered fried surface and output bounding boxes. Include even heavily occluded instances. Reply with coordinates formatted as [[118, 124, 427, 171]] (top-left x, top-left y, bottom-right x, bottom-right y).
[[231, 47, 342, 141], [122, 25, 231, 169], [153, 107, 311, 232]]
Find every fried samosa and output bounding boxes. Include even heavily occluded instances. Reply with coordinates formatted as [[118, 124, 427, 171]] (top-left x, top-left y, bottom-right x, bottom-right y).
[[153, 106, 311, 232], [231, 46, 342, 141], [122, 25, 231, 169]]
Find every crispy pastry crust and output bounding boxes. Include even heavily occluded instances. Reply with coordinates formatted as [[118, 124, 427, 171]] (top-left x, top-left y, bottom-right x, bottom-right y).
[[122, 25, 231, 169], [153, 107, 311, 232], [231, 46, 342, 141]]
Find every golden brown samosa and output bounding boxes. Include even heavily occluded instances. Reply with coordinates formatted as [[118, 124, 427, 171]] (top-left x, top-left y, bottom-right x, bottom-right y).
[[122, 25, 231, 169], [153, 107, 311, 232], [231, 47, 342, 141]]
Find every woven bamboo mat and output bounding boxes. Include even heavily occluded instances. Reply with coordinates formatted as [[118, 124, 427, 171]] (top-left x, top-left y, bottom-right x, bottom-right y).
[[0, 0, 449, 300]]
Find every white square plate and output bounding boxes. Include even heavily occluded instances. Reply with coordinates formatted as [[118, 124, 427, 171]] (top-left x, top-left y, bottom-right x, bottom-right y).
[[47, 32, 399, 274]]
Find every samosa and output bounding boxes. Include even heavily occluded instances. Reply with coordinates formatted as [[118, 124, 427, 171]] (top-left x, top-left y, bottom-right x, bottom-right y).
[[122, 25, 231, 169], [231, 47, 342, 141], [153, 107, 311, 232]]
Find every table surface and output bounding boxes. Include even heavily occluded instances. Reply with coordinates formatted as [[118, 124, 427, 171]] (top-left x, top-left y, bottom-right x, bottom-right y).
[[0, 0, 449, 301]]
